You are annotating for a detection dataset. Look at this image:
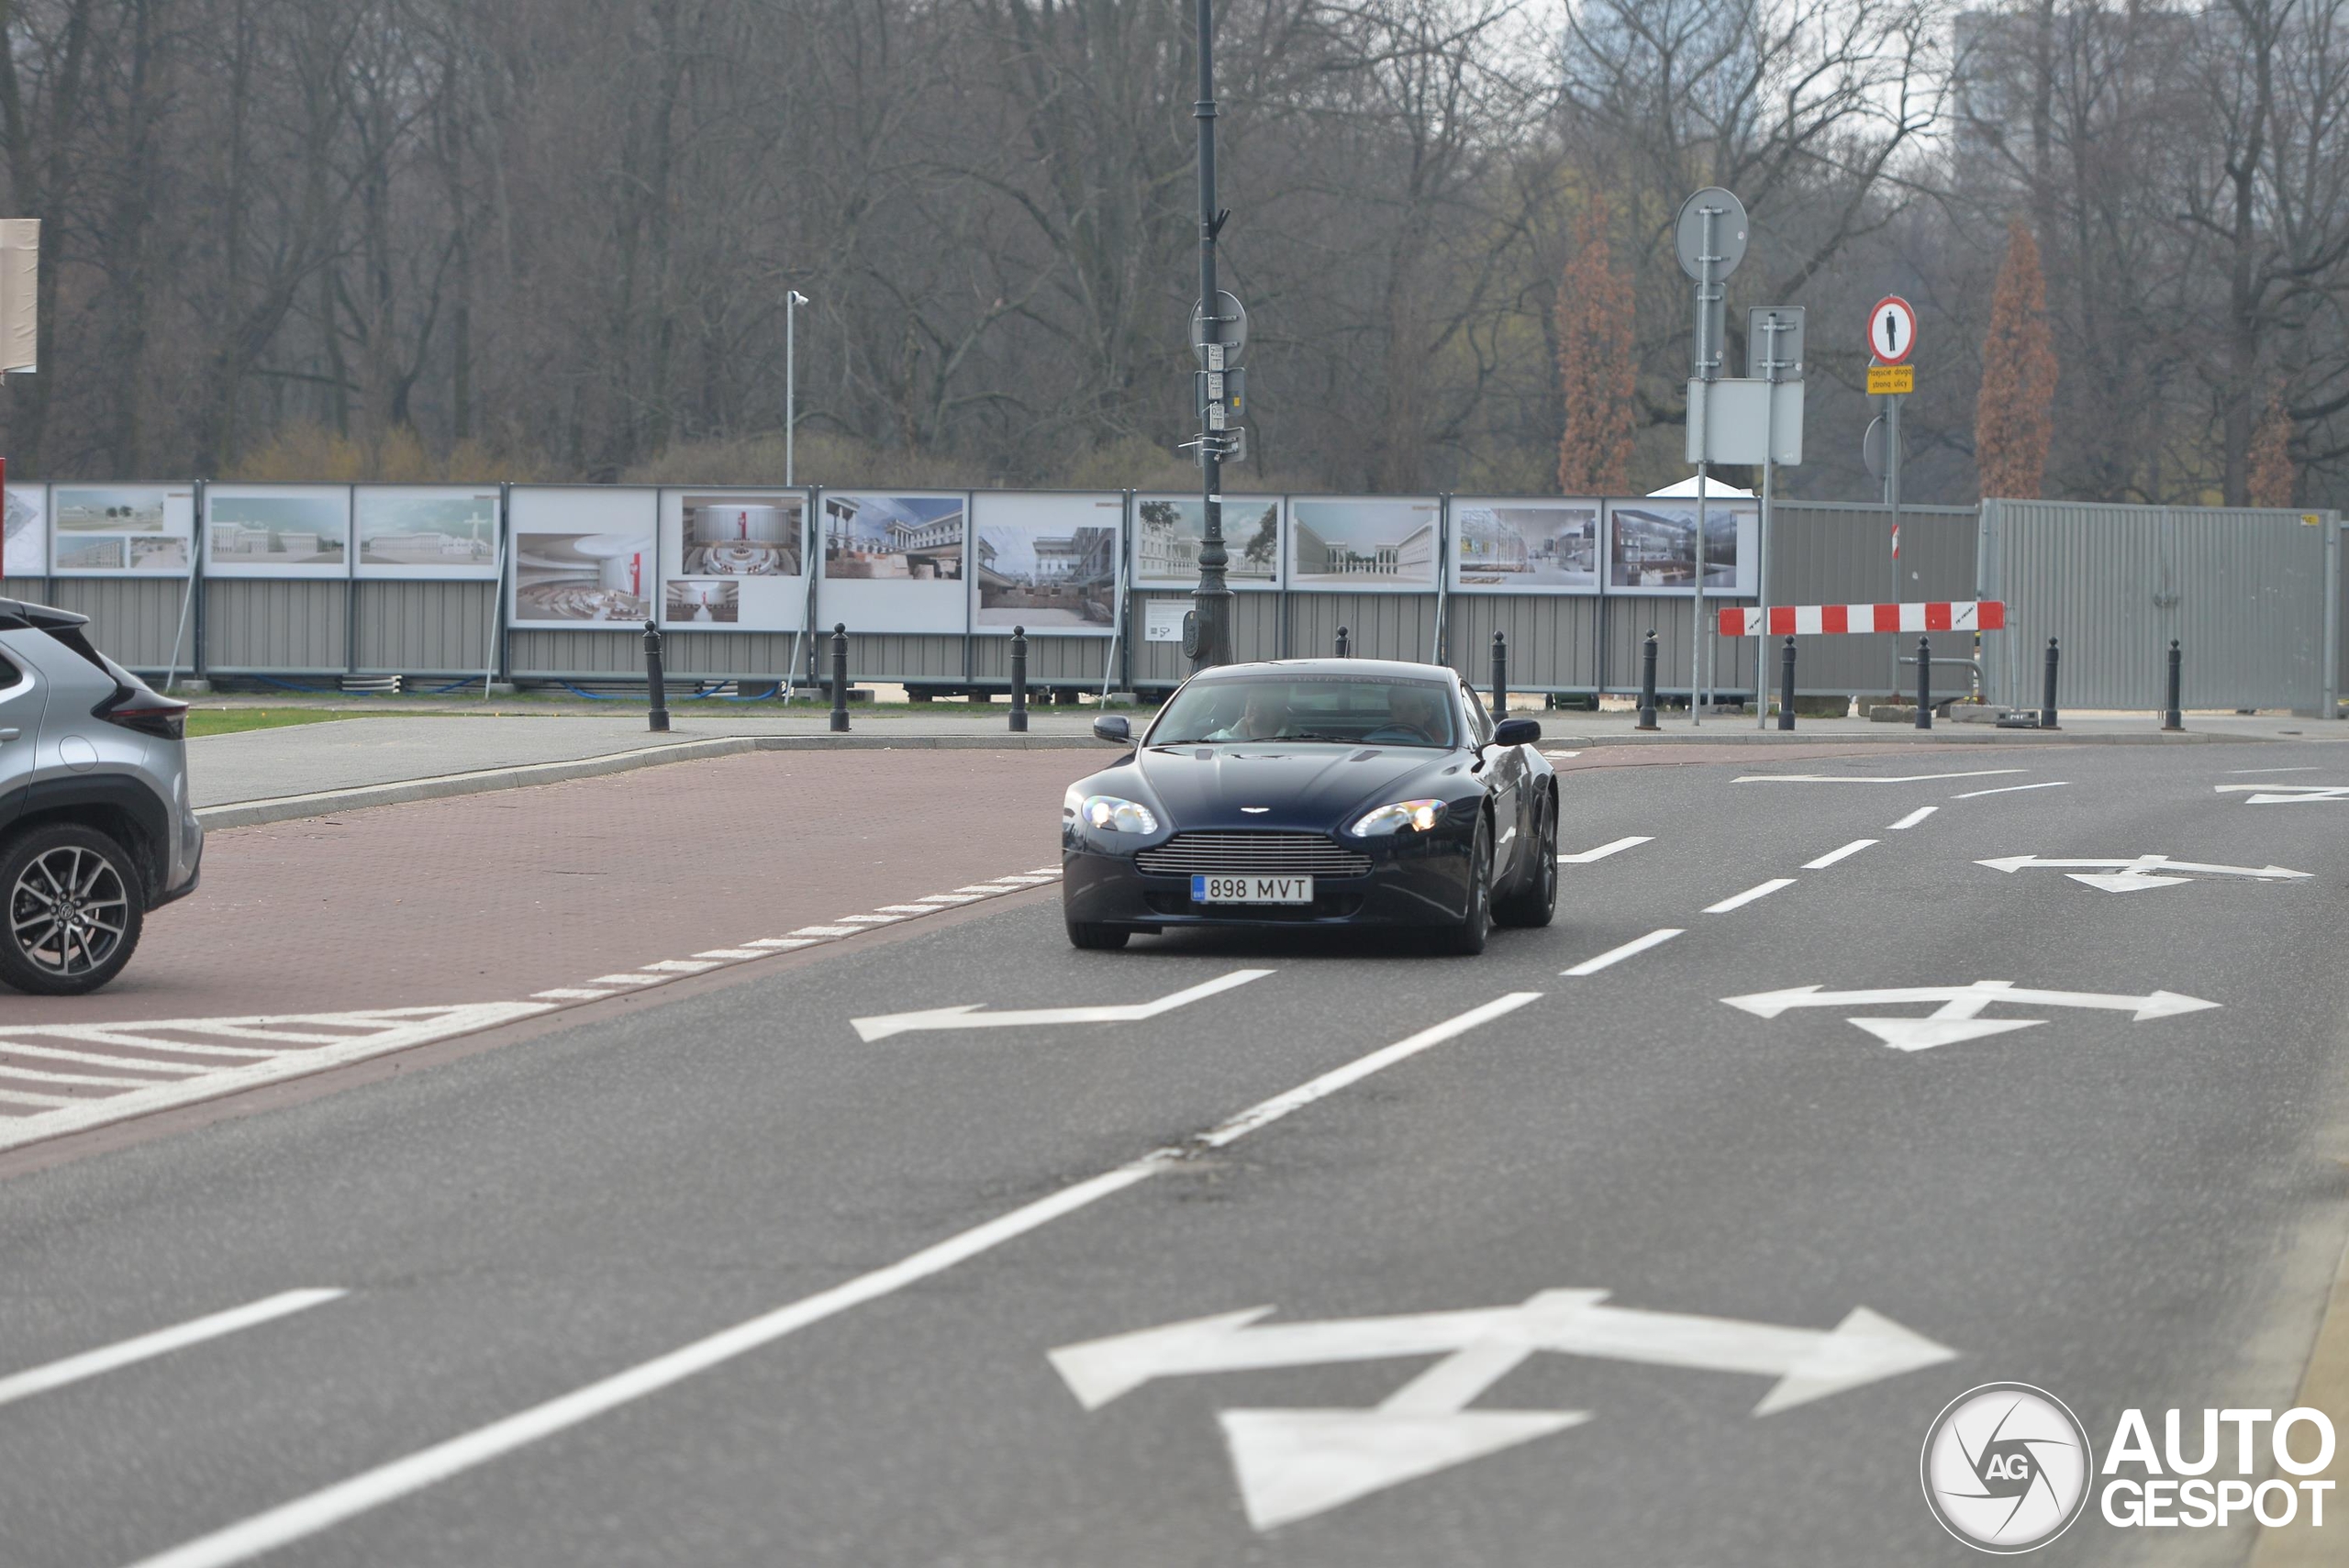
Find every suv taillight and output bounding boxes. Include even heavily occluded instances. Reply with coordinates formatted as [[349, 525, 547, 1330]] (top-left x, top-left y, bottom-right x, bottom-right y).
[[93, 686, 187, 741]]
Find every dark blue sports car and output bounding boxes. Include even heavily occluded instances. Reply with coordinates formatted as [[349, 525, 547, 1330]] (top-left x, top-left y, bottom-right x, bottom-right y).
[[1061, 659, 1557, 952]]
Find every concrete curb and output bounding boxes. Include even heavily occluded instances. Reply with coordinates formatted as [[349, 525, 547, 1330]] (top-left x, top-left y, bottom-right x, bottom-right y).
[[195, 732, 1108, 828]]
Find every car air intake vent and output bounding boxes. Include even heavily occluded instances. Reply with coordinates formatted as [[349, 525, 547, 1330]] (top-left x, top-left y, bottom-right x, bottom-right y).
[[1134, 831, 1373, 879]]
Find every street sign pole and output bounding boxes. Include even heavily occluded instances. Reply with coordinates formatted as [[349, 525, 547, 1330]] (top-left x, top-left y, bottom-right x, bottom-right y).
[[1188, 0, 1232, 671], [1676, 189, 1749, 727]]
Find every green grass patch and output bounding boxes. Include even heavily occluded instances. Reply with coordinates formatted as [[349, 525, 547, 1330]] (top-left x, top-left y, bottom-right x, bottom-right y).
[[184, 708, 373, 739]]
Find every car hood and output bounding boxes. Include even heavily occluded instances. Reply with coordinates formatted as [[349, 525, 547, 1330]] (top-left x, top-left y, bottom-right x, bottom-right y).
[[1133, 742, 1469, 829]]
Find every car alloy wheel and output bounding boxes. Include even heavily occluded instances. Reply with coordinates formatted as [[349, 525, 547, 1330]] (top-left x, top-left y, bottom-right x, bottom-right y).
[[1, 827, 145, 995]]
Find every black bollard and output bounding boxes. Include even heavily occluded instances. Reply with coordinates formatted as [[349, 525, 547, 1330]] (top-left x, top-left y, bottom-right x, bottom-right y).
[[2163, 639, 2183, 731], [1335, 625, 1349, 658], [642, 621, 671, 733], [829, 622, 850, 733], [1778, 634, 1797, 731], [1915, 635, 1932, 729], [1009, 625, 1030, 733], [1637, 630, 1660, 731], [2042, 636, 2061, 730], [1490, 630, 1508, 718]]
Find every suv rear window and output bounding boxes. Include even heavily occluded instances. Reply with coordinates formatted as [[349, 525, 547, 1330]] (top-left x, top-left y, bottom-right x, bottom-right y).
[[40, 624, 118, 679]]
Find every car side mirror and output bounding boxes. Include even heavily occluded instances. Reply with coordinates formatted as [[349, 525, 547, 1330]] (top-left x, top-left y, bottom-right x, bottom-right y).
[[1092, 715, 1131, 744], [1493, 717, 1542, 747]]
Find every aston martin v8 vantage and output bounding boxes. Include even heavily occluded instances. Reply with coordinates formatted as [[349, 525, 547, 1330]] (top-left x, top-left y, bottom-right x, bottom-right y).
[[1060, 659, 1557, 953]]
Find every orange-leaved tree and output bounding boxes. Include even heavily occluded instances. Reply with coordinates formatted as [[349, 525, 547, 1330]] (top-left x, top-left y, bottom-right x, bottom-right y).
[[2248, 390, 2295, 506], [1555, 195, 1634, 494], [1975, 219, 2060, 499]]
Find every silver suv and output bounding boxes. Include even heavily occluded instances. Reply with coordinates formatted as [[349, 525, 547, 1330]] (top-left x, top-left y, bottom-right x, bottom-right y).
[[0, 597, 202, 994]]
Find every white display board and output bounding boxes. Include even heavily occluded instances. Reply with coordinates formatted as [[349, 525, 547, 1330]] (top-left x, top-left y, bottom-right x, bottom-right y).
[[1286, 496, 1440, 593], [48, 484, 195, 576], [1605, 496, 1760, 595], [1449, 497, 1602, 594], [815, 490, 966, 635], [1132, 495, 1280, 590], [1143, 597, 1187, 643], [659, 487, 809, 630], [3, 484, 45, 578], [354, 485, 502, 580], [970, 491, 1122, 636], [508, 486, 658, 628], [204, 484, 351, 577]]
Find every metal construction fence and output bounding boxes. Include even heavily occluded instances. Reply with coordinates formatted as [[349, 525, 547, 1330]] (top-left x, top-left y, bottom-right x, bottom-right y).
[[0, 482, 2339, 714]]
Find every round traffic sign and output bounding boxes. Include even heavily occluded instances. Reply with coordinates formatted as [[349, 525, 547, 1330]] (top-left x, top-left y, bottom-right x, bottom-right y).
[[1868, 295, 1918, 364], [1190, 291, 1247, 365], [1674, 188, 1749, 281]]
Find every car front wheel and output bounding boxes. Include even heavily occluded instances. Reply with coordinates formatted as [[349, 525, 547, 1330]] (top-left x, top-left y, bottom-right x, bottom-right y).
[[1066, 920, 1131, 951], [1434, 817, 1492, 956], [1, 824, 146, 995]]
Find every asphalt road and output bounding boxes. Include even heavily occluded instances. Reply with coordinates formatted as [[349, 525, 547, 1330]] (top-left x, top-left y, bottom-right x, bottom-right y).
[[4, 739, 2347, 1566]]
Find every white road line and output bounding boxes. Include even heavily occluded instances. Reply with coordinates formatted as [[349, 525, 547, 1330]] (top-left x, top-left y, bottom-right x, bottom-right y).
[[1557, 836, 1653, 864], [589, 974, 664, 987], [0, 1086, 72, 1107], [914, 894, 985, 905], [1027, 866, 1062, 874], [16, 1029, 275, 1060], [1733, 769, 2023, 784], [0, 1290, 345, 1412], [1887, 806, 1937, 830], [831, 915, 903, 926], [530, 989, 616, 1001], [2228, 766, 2321, 773], [740, 938, 818, 951], [1704, 878, 1796, 914], [874, 905, 941, 915], [1803, 839, 1878, 870], [640, 960, 723, 974], [121, 992, 1543, 1568], [0, 1062, 178, 1089], [1951, 781, 2068, 799], [690, 950, 772, 961], [785, 926, 863, 938], [0, 1041, 208, 1074], [953, 884, 1019, 895], [1562, 929, 1683, 976]]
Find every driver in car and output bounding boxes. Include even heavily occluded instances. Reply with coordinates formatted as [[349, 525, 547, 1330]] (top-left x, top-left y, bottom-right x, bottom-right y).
[[1364, 684, 1444, 745], [1207, 687, 1290, 741]]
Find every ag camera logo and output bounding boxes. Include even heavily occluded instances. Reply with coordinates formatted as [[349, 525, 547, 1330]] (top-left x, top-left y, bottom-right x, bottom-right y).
[[1920, 1383, 2094, 1552]]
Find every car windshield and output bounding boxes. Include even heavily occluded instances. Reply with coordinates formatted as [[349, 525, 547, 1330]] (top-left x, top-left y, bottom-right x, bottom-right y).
[[1148, 675, 1459, 748]]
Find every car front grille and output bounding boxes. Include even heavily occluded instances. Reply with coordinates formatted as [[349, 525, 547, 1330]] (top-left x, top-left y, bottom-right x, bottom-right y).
[[1133, 831, 1374, 879]]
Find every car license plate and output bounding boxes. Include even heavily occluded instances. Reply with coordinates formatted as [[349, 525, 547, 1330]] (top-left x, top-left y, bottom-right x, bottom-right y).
[[1192, 873, 1314, 905]]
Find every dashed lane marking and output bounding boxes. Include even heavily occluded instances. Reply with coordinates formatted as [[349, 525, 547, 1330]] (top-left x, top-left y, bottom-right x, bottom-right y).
[[1733, 769, 2023, 784], [1803, 839, 1878, 869], [1562, 929, 1683, 976], [1951, 781, 2068, 799], [1704, 879, 1796, 914], [787, 926, 866, 939], [531, 988, 618, 1001], [1557, 836, 1652, 864], [0, 1290, 348, 1410], [1887, 806, 1937, 829], [640, 960, 723, 974]]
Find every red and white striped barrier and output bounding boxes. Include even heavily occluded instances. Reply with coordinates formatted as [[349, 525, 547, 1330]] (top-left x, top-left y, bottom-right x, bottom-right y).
[[1718, 599, 2006, 638]]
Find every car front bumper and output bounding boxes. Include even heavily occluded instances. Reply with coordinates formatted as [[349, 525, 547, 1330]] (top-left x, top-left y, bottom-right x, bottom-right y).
[[1061, 828, 1476, 929]]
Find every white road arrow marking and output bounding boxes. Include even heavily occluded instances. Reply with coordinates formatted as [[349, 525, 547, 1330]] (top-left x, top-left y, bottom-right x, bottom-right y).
[[1734, 769, 2025, 784], [1722, 979, 2219, 1051], [2215, 784, 2349, 805], [1050, 1288, 1955, 1529], [851, 968, 1271, 1041], [1976, 853, 2311, 894]]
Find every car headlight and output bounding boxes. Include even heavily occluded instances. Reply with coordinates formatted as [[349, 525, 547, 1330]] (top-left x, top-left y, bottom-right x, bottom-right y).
[[1072, 793, 1159, 833], [1350, 798, 1446, 836]]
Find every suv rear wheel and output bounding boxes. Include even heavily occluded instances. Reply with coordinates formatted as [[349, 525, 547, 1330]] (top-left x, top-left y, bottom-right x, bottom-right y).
[[1, 824, 145, 995]]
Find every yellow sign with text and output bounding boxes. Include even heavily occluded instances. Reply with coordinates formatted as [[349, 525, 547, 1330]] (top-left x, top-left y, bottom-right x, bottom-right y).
[[1868, 364, 1915, 395]]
